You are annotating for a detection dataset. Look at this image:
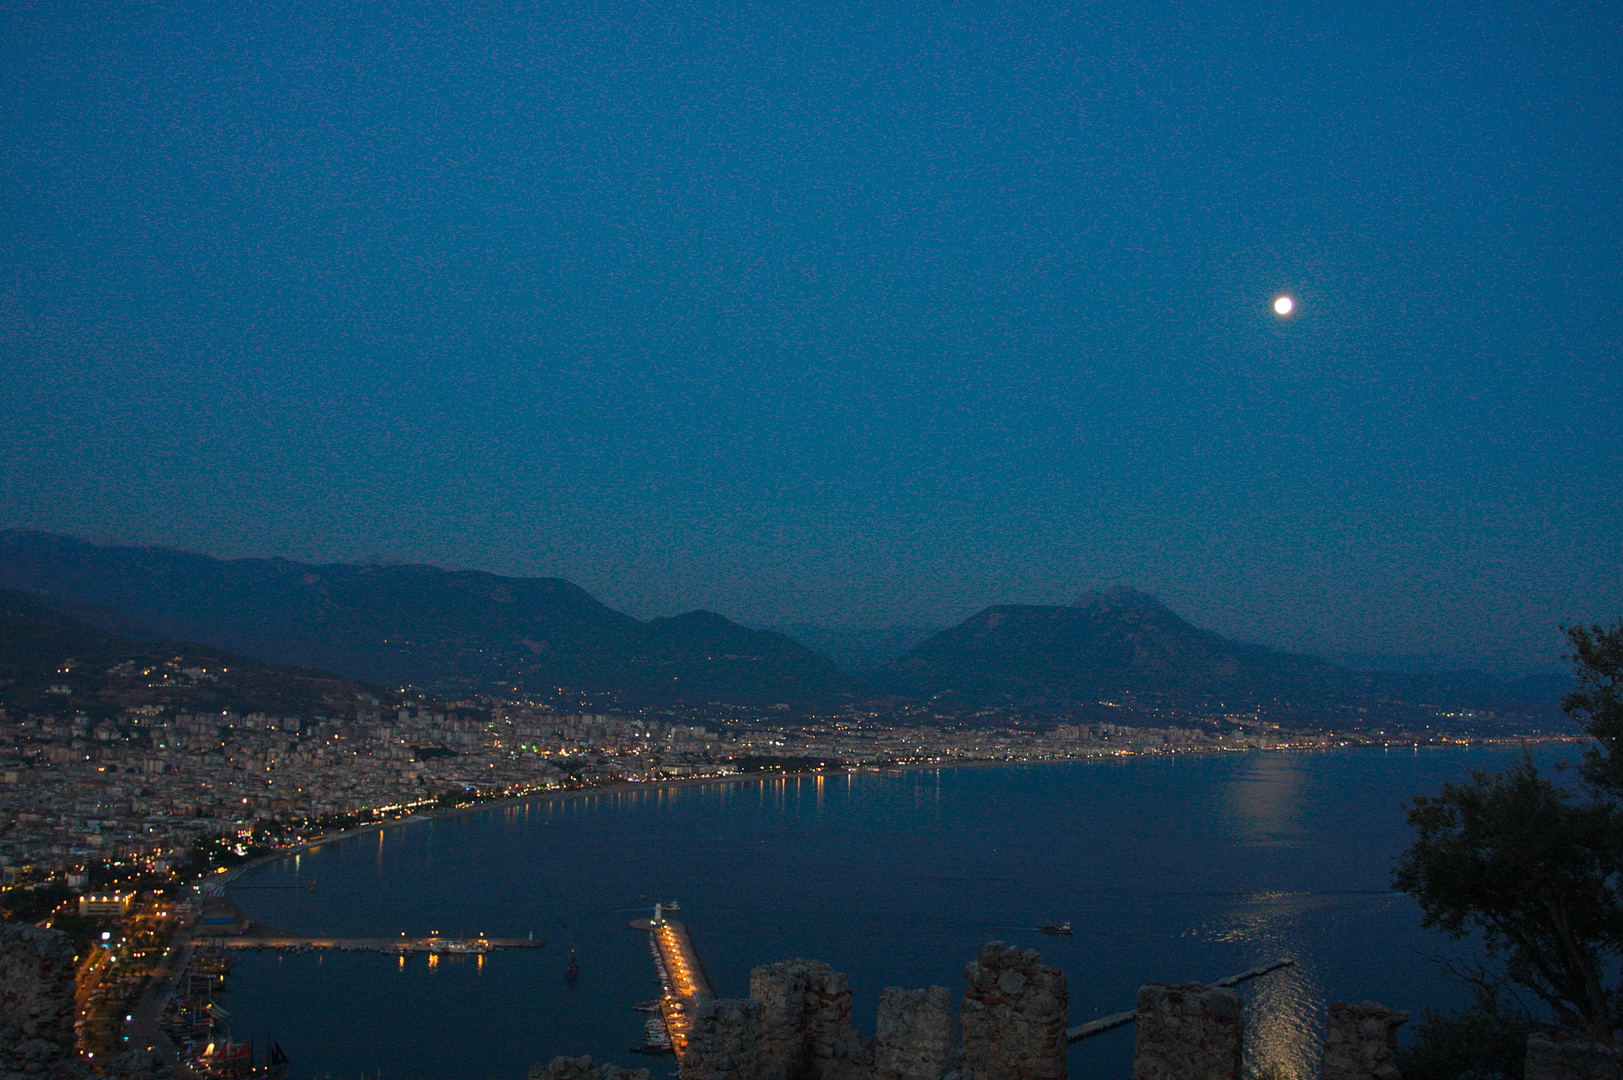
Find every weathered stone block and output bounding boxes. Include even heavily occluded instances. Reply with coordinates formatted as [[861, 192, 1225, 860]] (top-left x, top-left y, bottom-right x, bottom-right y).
[[751, 959, 872, 1080], [875, 985, 959, 1080], [1525, 1034, 1623, 1080], [684, 998, 765, 1080], [961, 942, 1068, 1080], [528, 1055, 653, 1080], [1322, 1001, 1408, 1080], [1132, 983, 1241, 1080]]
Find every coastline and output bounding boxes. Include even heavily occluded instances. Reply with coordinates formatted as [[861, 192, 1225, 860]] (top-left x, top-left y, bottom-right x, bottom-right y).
[[202, 739, 1581, 1080], [223, 734, 1579, 893], [225, 747, 1251, 884]]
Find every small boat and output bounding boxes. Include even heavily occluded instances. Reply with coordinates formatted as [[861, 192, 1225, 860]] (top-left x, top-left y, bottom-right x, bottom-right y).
[[1040, 922, 1073, 935], [565, 949, 579, 980], [630, 1016, 673, 1054]]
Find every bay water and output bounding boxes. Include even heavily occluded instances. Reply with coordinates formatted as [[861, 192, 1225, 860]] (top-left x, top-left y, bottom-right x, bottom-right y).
[[228, 745, 1564, 1080]]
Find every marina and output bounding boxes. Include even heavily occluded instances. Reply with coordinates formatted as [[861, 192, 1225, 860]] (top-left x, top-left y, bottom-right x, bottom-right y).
[[629, 903, 712, 1059]]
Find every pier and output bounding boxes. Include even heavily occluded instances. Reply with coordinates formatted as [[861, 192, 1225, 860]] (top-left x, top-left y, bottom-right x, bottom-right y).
[[1065, 958, 1295, 1042], [629, 903, 712, 1059], [202, 879, 541, 955], [208, 934, 544, 954]]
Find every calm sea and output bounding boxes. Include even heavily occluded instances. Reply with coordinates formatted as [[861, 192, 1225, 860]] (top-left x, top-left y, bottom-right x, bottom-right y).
[[227, 745, 1565, 1080]]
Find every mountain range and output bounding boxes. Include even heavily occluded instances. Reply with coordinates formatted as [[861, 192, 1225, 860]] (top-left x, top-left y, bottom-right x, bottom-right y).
[[0, 585, 391, 721], [0, 530, 1572, 719], [869, 587, 1351, 706], [0, 530, 847, 706], [868, 586, 1567, 717]]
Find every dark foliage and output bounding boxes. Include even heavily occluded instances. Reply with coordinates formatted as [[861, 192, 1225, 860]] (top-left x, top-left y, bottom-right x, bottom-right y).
[[1393, 621, 1623, 1046], [0, 881, 73, 924], [1393, 759, 1622, 1040], [1566, 620, 1623, 798], [1396, 991, 1534, 1080]]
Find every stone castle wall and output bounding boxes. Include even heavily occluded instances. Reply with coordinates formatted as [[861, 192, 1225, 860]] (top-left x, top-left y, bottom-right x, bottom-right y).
[[528, 1057, 653, 1080], [1131, 983, 1242, 1080], [960, 942, 1068, 1080], [684, 998, 766, 1080], [874, 986, 958, 1080], [0, 922, 84, 1080], [1321, 1001, 1408, 1080], [751, 959, 872, 1080], [1525, 1034, 1623, 1080], [533, 940, 1415, 1080]]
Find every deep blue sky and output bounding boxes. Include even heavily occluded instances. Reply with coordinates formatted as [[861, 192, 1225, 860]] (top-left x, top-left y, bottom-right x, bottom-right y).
[[1, 1, 1617, 669]]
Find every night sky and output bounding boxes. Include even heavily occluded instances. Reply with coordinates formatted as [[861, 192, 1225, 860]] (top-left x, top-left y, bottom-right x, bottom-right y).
[[2, 1, 1617, 670]]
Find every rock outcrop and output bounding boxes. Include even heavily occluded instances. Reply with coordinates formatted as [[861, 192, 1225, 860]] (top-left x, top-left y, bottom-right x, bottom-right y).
[[752, 959, 872, 1080], [1525, 1034, 1623, 1080], [527, 1056, 653, 1080], [1321, 1002, 1408, 1080], [874, 986, 959, 1080], [1131, 983, 1242, 1080], [960, 942, 1068, 1080], [684, 998, 766, 1080], [0, 922, 81, 1080]]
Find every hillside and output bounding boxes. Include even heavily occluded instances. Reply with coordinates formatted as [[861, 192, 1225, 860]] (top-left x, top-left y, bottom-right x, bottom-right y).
[[0, 587, 393, 721], [868, 587, 1566, 721], [0, 531, 850, 707], [868, 588, 1350, 708]]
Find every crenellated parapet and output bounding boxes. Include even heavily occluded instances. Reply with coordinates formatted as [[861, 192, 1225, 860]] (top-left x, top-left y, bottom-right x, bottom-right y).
[[535, 940, 1415, 1080], [1321, 1001, 1409, 1080], [527, 1057, 653, 1080], [1132, 983, 1243, 1080], [751, 958, 873, 1080], [960, 943, 1069, 1080], [683, 997, 767, 1080], [874, 986, 960, 1080]]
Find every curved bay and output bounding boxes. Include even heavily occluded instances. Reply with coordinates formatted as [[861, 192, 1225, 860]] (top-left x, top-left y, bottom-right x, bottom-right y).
[[230, 745, 1561, 1080]]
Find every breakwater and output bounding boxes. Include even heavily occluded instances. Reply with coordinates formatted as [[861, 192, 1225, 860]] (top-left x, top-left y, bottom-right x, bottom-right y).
[[630, 907, 713, 1058]]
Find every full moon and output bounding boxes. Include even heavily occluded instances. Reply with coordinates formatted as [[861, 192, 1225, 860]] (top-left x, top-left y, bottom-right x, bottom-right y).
[[1273, 295, 1295, 316]]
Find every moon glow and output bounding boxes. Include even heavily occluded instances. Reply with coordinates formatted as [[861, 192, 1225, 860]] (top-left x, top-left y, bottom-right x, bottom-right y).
[[1273, 295, 1295, 316]]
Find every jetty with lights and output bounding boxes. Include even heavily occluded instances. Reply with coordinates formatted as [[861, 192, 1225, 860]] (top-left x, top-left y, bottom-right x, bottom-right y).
[[628, 902, 712, 1059]]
